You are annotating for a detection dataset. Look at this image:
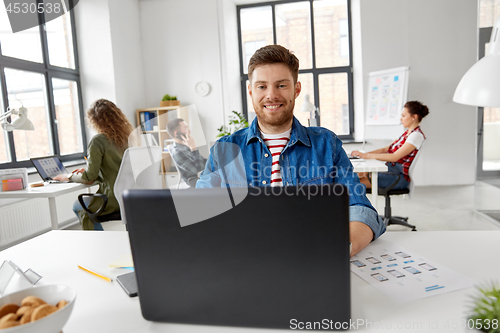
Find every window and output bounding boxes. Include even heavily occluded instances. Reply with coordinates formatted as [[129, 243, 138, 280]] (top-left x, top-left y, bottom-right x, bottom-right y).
[[0, 0, 85, 169], [478, 0, 500, 177], [244, 40, 267, 72], [339, 19, 349, 59], [238, 0, 354, 139]]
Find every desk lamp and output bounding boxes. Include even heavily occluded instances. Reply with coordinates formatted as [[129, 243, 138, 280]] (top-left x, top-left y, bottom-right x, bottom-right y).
[[300, 94, 320, 126], [0, 106, 34, 132], [453, 16, 500, 106]]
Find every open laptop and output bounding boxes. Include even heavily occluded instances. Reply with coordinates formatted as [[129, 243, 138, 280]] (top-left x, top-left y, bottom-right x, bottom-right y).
[[123, 185, 351, 329], [30, 156, 69, 183]]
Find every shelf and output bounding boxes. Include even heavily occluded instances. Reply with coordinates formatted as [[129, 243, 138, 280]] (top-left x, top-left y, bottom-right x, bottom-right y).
[[137, 106, 181, 112], [136, 105, 186, 180]]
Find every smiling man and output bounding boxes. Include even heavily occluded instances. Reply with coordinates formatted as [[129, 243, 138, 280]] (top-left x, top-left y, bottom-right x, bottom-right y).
[[197, 44, 385, 256]]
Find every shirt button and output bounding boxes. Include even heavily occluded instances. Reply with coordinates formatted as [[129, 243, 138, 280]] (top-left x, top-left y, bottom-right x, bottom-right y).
[[264, 153, 269, 157], [262, 180, 267, 185]]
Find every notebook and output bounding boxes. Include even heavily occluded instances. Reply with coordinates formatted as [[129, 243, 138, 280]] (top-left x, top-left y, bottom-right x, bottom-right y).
[[30, 156, 69, 182], [123, 185, 351, 329]]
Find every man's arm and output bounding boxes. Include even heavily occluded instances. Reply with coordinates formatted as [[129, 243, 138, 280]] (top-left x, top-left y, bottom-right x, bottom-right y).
[[195, 144, 221, 188], [186, 148, 207, 172], [349, 205, 385, 255], [179, 133, 208, 173], [332, 136, 386, 255], [174, 148, 206, 181], [350, 221, 374, 257]]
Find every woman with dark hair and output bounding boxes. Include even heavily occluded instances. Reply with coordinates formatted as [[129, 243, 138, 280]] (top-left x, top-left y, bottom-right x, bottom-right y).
[[54, 99, 133, 230], [352, 101, 429, 190]]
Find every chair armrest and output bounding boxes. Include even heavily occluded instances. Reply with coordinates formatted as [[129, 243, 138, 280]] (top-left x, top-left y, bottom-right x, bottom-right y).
[[78, 193, 108, 219]]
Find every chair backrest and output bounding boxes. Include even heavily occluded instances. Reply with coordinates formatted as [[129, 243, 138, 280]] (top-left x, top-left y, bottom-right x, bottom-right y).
[[114, 146, 163, 224], [408, 140, 425, 199], [166, 144, 190, 189]]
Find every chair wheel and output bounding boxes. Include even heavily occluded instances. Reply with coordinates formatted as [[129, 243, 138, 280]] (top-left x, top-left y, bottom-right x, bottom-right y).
[[411, 228, 417, 231]]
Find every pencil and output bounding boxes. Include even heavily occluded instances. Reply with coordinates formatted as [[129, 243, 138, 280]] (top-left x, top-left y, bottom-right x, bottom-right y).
[[78, 265, 113, 283], [84, 156, 89, 165]]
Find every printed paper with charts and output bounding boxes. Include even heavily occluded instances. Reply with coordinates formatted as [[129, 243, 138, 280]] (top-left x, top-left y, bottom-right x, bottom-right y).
[[350, 239, 475, 303]]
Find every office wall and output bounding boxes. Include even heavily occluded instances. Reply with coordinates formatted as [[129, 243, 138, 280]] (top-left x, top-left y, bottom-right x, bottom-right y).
[[138, 0, 237, 143], [74, 0, 478, 186], [108, 0, 147, 122], [74, 0, 116, 139], [74, 0, 145, 129], [359, 0, 478, 185]]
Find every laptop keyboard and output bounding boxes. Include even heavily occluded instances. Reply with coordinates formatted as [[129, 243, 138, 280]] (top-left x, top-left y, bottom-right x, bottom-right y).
[[47, 179, 70, 184]]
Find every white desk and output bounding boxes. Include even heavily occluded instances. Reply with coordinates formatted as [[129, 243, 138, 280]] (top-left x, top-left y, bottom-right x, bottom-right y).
[[1, 230, 497, 333], [0, 183, 89, 230], [352, 159, 388, 208]]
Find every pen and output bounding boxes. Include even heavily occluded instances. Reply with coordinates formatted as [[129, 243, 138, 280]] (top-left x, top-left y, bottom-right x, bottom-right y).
[[78, 265, 113, 283], [84, 156, 89, 165]]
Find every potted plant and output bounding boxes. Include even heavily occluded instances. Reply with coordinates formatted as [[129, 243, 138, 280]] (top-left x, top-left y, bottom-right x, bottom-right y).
[[468, 282, 500, 332], [160, 94, 180, 107], [217, 111, 249, 138]]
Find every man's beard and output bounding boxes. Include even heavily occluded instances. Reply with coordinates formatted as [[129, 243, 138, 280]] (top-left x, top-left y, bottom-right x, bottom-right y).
[[253, 98, 295, 129]]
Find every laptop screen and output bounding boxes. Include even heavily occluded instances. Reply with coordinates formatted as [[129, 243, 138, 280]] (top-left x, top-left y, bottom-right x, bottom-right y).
[[30, 156, 68, 181]]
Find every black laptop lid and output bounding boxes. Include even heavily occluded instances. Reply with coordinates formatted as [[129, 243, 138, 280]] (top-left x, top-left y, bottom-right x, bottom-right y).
[[30, 156, 68, 181], [123, 185, 351, 329]]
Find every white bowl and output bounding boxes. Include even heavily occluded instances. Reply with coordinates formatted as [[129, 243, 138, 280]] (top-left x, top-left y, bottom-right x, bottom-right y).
[[0, 284, 76, 333]]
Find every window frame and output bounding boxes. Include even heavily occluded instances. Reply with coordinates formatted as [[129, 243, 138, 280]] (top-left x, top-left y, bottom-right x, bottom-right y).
[[0, 0, 86, 169], [477, 26, 500, 179], [237, 0, 355, 140]]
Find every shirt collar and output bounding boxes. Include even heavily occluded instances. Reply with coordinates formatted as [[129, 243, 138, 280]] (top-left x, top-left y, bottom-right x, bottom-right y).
[[173, 142, 188, 150], [245, 116, 311, 147]]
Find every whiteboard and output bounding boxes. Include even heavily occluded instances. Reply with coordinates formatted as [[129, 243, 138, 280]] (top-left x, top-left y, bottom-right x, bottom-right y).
[[366, 66, 409, 126]]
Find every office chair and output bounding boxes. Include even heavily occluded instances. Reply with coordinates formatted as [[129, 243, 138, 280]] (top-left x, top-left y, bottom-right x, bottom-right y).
[[114, 146, 164, 226], [77, 134, 160, 225], [78, 145, 163, 227], [368, 142, 425, 231], [167, 145, 196, 189], [77, 193, 121, 224]]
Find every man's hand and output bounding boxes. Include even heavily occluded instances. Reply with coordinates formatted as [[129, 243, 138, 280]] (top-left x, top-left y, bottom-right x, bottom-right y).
[[349, 221, 374, 257], [181, 133, 197, 151]]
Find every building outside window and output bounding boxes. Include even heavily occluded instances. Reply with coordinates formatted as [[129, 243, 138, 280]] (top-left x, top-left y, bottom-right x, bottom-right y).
[[237, 0, 354, 139], [0, 0, 85, 168]]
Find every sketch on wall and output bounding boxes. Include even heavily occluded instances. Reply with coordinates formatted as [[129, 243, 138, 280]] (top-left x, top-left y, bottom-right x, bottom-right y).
[[366, 67, 409, 126]]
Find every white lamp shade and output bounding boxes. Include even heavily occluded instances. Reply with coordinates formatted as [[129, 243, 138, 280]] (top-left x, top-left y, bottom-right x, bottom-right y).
[[11, 114, 34, 130], [1, 106, 35, 132], [453, 55, 500, 107], [453, 16, 500, 107], [300, 94, 315, 113]]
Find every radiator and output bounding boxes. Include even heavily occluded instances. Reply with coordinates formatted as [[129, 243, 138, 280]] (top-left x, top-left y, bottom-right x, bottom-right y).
[[0, 198, 52, 249]]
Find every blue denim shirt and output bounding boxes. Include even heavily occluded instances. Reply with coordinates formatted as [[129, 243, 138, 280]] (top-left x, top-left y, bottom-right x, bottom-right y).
[[197, 117, 385, 239]]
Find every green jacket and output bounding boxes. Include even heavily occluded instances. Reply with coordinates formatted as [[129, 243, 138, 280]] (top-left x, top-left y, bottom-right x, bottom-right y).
[[72, 134, 124, 230]]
